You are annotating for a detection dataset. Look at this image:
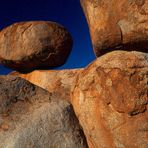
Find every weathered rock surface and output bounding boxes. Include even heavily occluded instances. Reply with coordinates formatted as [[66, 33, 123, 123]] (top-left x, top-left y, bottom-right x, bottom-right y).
[[81, 0, 148, 56], [71, 51, 148, 148], [0, 75, 88, 148], [0, 21, 73, 72], [10, 68, 83, 102]]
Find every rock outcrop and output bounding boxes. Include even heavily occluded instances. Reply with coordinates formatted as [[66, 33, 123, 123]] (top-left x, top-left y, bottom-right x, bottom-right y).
[[81, 0, 148, 56], [71, 51, 148, 148], [0, 75, 88, 148], [10, 68, 83, 102], [0, 21, 73, 72], [0, 2, 148, 147]]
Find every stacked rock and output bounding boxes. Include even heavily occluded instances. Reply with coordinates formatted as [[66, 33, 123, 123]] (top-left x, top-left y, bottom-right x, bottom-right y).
[[70, 1, 148, 148], [0, 21, 73, 72], [0, 1, 147, 148], [0, 21, 89, 147]]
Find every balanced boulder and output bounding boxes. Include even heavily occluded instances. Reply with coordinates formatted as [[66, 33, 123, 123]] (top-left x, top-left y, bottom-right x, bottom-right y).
[[0, 75, 88, 148], [0, 21, 73, 72], [71, 51, 148, 148], [81, 0, 148, 56]]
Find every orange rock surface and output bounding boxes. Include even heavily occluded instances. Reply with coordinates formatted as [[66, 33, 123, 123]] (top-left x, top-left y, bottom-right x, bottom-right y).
[[81, 0, 148, 56], [0, 21, 73, 72], [11, 69, 83, 102], [71, 51, 148, 148]]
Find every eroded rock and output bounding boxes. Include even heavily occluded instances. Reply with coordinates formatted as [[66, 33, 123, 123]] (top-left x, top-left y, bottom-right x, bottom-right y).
[[0, 75, 88, 148], [0, 21, 73, 72], [10, 68, 83, 102], [71, 51, 148, 148], [81, 0, 148, 56]]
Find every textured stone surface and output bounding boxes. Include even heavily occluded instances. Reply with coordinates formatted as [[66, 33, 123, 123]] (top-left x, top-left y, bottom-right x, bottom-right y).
[[0, 75, 88, 148], [71, 51, 148, 148], [81, 0, 148, 56], [0, 21, 72, 72], [10, 68, 83, 102]]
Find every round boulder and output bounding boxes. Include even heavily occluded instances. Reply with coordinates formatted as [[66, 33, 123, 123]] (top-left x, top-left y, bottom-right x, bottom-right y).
[[0, 75, 88, 148], [0, 21, 73, 72], [71, 51, 148, 148]]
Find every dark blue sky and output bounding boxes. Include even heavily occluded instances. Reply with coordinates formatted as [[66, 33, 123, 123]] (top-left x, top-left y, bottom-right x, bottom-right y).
[[0, 0, 95, 74]]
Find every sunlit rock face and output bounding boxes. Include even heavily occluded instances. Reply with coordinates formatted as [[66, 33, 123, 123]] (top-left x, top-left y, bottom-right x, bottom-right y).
[[0, 21, 73, 72], [10, 68, 83, 102], [71, 51, 148, 148], [0, 75, 88, 148], [81, 0, 148, 56]]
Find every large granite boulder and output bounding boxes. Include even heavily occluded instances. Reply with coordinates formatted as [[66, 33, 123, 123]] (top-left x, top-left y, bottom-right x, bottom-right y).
[[0, 75, 88, 148], [0, 21, 73, 72], [10, 68, 83, 102], [81, 0, 148, 56], [71, 51, 148, 148]]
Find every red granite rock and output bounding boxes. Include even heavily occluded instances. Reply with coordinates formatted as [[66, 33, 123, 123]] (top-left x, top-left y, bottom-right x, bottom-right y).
[[71, 51, 148, 148], [0, 21, 72, 72], [81, 0, 148, 56]]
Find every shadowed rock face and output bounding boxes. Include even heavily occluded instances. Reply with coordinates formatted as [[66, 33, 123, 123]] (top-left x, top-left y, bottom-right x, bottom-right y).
[[71, 51, 148, 148], [81, 0, 148, 56], [0, 21, 73, 72], [0, 75, 88, 148], [10, 68, 83, 102]]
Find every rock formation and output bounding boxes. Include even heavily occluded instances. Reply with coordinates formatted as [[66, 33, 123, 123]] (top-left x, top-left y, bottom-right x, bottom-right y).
[[0, 75, 88, 148], [0, 21, 73, 72], [0, 1, 148, 147], [10, 68, 83, 102], [71, 51, 148, 148], [81, 0, 148, 56]]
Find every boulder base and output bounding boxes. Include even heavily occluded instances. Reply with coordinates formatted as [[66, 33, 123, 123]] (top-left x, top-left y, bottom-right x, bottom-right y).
[[0, 75, 88, 148]]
